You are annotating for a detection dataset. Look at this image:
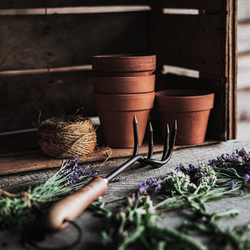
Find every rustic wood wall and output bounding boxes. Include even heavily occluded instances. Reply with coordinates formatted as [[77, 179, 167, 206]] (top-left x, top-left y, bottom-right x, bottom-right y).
[[237, 0, 250, 140], [0, 2, 151, 153], [0, 0, 237, 154]]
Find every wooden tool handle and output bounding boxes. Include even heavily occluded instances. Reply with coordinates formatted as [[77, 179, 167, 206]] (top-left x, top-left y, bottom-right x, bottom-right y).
[[44, 177, 109, 231]]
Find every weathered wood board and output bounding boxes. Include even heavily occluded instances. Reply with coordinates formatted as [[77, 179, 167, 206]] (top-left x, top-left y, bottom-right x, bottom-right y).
[[150, 13, 226, 78], [0, 0, 237, 154], [150, 0, 226, 11], [0, 12, 149, 71], [0, 140, 249, 250], [0, 70, 96, 132], [0, 0, 150, 9], [237, 0, 250, 141], [0, 141, 219, 177]]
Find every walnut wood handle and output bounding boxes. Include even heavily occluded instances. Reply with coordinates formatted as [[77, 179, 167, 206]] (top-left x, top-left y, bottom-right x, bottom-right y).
[[44, 177, 109, 231]]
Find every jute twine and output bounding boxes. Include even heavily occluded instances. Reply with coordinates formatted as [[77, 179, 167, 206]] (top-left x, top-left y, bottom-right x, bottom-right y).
[[37, 116, 97, 158]]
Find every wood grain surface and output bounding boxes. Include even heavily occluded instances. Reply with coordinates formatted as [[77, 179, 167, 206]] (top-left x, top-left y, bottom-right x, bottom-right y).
[[0, 140, 249, 250], [0, 12, 149, 71], [0, 0, 150, 9]]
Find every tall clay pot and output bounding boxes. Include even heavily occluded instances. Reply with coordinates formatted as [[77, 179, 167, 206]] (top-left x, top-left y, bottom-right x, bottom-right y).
[[92, 54, 156, 76], [93, 91, 155, 148], [155, 89, 214, 145], [92, 54, 156, 148]]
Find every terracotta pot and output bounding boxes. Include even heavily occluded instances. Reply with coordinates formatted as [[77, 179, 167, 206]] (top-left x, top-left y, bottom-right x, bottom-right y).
[[93, 91, 155, 148], [155, 89, 214, 145], [92, 54, 156, 77], [93, 75, 155, 94]]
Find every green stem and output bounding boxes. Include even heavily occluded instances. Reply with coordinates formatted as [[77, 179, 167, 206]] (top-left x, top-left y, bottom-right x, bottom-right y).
[[147, 224, 208, 250]]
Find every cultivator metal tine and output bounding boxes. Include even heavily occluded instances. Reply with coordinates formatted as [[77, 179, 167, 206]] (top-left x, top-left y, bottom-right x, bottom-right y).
[[132, 115, 139, 156], [147, 122, 154, 159], [105, 117, 176, 182], [162, 120, 177, 162], [161, 124, 170, 161], [139, 120, 177, 168]]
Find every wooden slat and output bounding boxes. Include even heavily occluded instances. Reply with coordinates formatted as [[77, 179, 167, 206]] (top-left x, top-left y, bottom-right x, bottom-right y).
[[238, 0, 250, 21], [237, 53, 250, 89], [0, 131, 38, 154], [238, 89, 250, 122], [0, 12, 149, 71], [150, 0, 225, 11], [150, 13, 225, 78], [0, 141, 220, 176], [0, 70, 96, 132], [0, 1, 149, 9], [238, 21, 250, 53], [227, 0, 237, 140]]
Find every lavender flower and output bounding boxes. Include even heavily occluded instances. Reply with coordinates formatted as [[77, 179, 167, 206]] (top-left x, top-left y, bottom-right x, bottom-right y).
[[209, 148, 250, 171], [229, 181, 234, 187], [245, 174, 250, 181], [175, 163, 199, 177], [139, 178, 160, 195], [58, 158, 99, 189]]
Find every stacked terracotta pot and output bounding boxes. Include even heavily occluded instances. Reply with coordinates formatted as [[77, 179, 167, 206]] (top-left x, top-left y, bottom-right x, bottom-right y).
[[155, 89, 214, 145], [92, 54, 156, 148]]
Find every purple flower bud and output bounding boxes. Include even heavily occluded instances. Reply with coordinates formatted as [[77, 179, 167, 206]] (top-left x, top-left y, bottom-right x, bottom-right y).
[[245, 174, 250, 181]]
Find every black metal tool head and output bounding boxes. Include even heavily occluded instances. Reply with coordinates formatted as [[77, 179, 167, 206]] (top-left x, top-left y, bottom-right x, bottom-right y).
[[105, 115, 177, 181], [138, 119, 177, 168]]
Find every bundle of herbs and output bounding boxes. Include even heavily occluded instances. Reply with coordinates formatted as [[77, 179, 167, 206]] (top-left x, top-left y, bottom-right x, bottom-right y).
[[0, 157, 99, 229], [93, 148, 250, 250], [1, 148, 250, 250]]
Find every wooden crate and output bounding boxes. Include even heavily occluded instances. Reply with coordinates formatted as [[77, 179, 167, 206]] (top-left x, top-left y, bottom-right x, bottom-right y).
[[0, 1, 237, 167]]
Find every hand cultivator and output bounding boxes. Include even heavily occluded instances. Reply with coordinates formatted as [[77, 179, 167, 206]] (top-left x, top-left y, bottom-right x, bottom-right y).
[[44, 116, 177, 231]]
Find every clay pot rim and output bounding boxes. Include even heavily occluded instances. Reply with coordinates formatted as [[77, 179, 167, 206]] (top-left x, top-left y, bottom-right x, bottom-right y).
[[93, 75, 155, 80], [93, 91, 155, 97], [92, 54, 156, 73], [92, 54, 156, 59], [155, 89, 214, 112], [155, 89, 214, 98]]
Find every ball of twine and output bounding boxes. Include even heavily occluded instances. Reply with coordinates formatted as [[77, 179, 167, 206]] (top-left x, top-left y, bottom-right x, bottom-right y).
[[37, 116, 97, 158]]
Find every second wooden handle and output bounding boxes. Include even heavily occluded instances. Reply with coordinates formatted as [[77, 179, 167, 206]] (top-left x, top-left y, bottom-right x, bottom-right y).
[[44, 177, 109, 231]]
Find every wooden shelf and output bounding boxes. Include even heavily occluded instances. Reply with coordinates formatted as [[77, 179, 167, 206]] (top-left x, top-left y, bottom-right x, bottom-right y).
[[0, 141, 219, 176]]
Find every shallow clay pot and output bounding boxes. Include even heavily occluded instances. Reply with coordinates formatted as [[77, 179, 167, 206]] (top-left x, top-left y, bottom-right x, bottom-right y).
[[93, 75, 155, 94], [92, 54, 156, 77], [93, 91, 155, 148], [155, 89, 214, 145]]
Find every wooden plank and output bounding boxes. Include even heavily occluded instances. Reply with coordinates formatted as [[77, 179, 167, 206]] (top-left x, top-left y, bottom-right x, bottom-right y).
[[150, 13, 225, 78], [0, 1, 149, 9], [2, 140, 250, 250], [227, 0, 237, 140], [237, 52, 250, 89], [238, 0, 250, 21], [237, 89, 250, 122], [237, 121, 250, 141], [0, 131, 39, 154], [0, 141, 219, 176], [238, 21, 250, 53], [150, 0, 225, 11], [0, 70, 96, 132], [0, 12, 149, 71]]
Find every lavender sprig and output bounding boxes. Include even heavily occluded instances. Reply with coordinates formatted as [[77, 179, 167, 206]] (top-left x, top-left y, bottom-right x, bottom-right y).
[[208, 148, 250, 171], [139, 178, 160, 195], [0, 157, 98, 229], [208, 148, 250, 190]]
